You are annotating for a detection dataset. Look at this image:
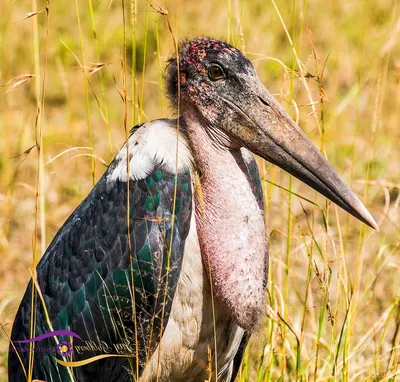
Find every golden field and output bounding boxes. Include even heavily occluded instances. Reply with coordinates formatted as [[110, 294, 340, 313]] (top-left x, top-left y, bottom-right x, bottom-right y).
[[0, 0, 399, 380]]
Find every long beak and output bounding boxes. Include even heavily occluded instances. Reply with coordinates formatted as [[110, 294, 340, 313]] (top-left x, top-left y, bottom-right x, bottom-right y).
[[227, 78, 378, 230]]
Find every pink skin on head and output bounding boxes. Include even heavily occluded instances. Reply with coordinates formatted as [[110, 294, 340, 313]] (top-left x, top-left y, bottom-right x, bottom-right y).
[[184, 38, 238, 72]]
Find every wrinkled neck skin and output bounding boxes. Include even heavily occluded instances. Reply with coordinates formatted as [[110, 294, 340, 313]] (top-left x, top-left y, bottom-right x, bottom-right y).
[[180, 111, 268, 331]]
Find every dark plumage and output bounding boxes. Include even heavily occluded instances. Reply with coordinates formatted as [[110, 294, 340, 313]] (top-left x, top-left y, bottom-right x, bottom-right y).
[[9, 157, 192, 381]]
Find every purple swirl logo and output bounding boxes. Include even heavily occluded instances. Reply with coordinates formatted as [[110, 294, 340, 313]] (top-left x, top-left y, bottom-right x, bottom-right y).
[[13, 329, 81, 357], [56, 341, 73, 357]]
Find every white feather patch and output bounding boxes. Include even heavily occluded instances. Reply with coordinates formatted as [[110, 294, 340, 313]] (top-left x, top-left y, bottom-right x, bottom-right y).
[[107, 119, 193, 182]]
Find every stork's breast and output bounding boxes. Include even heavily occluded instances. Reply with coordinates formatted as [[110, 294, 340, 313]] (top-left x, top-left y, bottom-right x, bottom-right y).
[[140, 211, 245, 382]]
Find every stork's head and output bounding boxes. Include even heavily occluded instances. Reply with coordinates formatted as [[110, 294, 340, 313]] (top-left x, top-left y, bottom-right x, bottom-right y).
[[166, 37, 378, 230]]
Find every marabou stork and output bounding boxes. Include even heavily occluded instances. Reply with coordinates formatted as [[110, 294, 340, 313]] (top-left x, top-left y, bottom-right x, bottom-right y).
[[8, 37, 378, 382]]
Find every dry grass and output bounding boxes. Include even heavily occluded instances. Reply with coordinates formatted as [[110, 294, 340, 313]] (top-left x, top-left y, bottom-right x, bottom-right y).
[[0, 0, 399, 381]]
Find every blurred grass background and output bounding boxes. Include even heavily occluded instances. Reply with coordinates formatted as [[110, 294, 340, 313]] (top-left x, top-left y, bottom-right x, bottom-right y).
[[0, 0, 399, 380]]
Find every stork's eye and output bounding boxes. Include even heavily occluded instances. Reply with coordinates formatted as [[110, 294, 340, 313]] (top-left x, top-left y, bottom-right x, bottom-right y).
[[208, 64, 225, 81]]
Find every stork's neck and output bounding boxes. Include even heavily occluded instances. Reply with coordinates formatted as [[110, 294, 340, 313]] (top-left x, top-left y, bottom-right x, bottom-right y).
[[181, 114, 268, 330]]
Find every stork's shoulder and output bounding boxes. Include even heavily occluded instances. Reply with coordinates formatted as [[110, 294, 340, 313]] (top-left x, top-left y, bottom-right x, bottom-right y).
[[107, 118, 193, 182]]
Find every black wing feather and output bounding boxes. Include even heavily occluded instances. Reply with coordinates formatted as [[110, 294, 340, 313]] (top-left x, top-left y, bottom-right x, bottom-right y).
[[230, 332, 251, 382], [9, 127, 192, 382]]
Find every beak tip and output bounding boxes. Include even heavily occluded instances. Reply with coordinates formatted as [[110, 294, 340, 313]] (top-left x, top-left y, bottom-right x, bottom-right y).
[[368, 217, 379, 232], [355, 200, 379, 231]]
